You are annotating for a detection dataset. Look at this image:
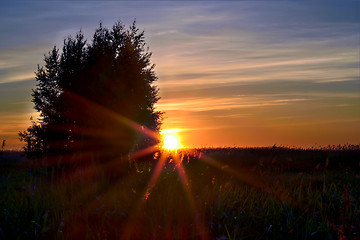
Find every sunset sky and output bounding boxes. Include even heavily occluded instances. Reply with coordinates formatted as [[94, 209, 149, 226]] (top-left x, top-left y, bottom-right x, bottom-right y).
[[1, 1, 359, 149]]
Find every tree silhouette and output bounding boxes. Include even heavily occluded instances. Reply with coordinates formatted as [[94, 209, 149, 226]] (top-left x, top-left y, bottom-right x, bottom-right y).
[[19, 21, 162, 159]]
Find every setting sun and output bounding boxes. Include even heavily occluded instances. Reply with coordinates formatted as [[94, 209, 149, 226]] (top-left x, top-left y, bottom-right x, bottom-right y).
[[163, 135, 179, 150], [161, 131, 183, 151]]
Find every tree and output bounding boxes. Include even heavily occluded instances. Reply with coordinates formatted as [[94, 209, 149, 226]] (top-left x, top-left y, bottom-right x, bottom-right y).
[[19, 21, 162, 159]]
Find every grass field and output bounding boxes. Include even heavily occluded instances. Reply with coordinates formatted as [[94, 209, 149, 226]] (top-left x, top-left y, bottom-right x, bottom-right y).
[[0, 146, 359, 239]]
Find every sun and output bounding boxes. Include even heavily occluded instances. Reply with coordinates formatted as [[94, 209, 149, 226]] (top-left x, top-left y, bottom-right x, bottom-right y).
[[162, 134, 182, 151], [163, 135, 179, 150]]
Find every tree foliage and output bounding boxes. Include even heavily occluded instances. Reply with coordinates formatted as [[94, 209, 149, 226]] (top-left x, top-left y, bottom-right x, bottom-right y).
[[19, 21, 162, 158]]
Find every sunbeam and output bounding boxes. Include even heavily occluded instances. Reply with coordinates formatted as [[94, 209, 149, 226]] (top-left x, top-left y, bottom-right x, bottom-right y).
[[174, 155, 211, 240], [120, 153, 168, 239], [197, 152, 308, 211]]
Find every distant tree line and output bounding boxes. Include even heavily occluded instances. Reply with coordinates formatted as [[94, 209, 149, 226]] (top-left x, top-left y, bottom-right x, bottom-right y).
[[19, 21, 162, 159]]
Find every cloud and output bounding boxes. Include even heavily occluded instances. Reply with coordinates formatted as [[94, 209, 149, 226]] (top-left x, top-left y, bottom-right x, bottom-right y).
[[158, 80, 360, 103], [156, 96, 310, 112]]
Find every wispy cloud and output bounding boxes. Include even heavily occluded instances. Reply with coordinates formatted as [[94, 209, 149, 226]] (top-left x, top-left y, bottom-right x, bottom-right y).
[[156, 96, 310, 112]]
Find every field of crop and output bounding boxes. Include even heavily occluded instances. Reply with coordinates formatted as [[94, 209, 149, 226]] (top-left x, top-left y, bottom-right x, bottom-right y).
[[1, 147, 359, 239]]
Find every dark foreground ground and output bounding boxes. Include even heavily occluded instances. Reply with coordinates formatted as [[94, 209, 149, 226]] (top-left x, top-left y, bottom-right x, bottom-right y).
[[1, 146, 359, 239]]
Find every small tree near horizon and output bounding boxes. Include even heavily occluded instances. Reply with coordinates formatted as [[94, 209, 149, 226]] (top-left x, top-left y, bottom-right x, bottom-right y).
[[19, 21, 162, 159]]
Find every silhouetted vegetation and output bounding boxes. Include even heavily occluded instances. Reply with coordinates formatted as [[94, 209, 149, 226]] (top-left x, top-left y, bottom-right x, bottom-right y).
[[19, 21, 162, 160], [1, 146, 359, 239], [1, 139, 5, 152]]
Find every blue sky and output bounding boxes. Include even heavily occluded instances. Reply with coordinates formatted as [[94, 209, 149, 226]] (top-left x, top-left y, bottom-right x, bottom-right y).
[[1, 1, 359, 149]]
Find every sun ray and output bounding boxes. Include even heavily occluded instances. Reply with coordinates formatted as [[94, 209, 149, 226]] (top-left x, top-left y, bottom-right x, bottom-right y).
[[128, 144, 160, 160], [62, 90, 161, 141], [197, 153, 307, 210], [120, 152, 168, 239], [175, 157, 211, 239]]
